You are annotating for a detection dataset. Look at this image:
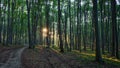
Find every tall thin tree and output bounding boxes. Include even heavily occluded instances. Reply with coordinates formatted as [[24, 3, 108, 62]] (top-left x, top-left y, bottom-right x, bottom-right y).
[[92, 0, 102, 62], [58, 0, 64, 52], [26, 0, 33, 48], [111, 0, 119, 58]]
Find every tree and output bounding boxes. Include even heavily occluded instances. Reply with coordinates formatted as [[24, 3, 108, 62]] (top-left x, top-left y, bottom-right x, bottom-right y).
[[6, 0, 11, 45], [26, 0, 33, 48], [92, 0, 102, 62], [77, 0, 82, 51], [111, 0, 119, 58], [45, 0, 50, 48], [58, 0, 64, 52], [99, 0, 105, 54], [64, 10, 69, 51], [68, 0, 72, 51], [0, 0, 2, 43]]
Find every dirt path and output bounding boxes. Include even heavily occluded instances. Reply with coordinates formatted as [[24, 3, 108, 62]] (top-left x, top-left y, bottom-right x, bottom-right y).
[[0, 47, 26, 68]]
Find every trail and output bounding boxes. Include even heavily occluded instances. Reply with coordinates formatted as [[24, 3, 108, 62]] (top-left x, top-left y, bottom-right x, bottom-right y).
[[0, 47, 26, 68]]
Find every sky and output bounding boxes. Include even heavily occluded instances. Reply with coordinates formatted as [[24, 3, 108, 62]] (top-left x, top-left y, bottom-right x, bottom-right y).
[[116, 0, 120, 5], [71, 0, 120, 5]]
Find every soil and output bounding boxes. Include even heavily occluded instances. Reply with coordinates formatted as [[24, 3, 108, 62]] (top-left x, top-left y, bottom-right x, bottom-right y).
[[22, 46, 120, 68], [21, 47, 94, 68], [22, 47, 78, 68], [0, 46, 26, 68], [0, 45, 119, 68]]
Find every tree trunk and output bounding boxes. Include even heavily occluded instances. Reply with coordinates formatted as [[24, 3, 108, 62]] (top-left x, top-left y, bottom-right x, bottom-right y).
[[26, 0, 33, 48], [92, 0, 102, 63], [7, 0, 11, 45], [111, 0, 119, 58], [58, 0, 64, 52], [0, 0, 2, 43]]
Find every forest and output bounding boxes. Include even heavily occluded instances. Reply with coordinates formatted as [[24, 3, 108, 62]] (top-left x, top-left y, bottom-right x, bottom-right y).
[[0, 0, 120, 68]]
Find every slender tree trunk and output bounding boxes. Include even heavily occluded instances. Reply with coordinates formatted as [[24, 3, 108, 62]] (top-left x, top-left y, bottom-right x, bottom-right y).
[[68, 0, 72, 51], [64, 11, 69, 51], [84, 10, 87, 51], [93, 0, 102, 63], [2, 3, 7, 45], [38, 1, 43, 45], [10, 0, 15, 44], [45, 0, 50, 48], [58, 0, 64, 52], [111, 0, 119, 58], [77, 0, 80, 51], [107, 0, 110, 53], [26, 0, 33, 48], [7, 0, 11, 45], [0, 0, 2, 43], [99, 0, 105, 54], [79, 0, 82, 52]]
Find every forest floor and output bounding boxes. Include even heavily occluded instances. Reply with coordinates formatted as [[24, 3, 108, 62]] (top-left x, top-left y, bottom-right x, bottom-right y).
[[22, 46, 120, 68], [0, 45, 26, 68], [0, 45, 120, 68]]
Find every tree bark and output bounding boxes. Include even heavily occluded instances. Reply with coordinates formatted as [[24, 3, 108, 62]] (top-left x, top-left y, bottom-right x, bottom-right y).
[[93, 0, 102, 63], [58, 0, 64, 52], [111, 0, 119, 58]]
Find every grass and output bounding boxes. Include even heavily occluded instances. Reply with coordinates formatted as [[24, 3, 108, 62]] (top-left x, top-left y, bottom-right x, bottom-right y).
[[69, 50, 120, 67], [51, 46, 120, 67]]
